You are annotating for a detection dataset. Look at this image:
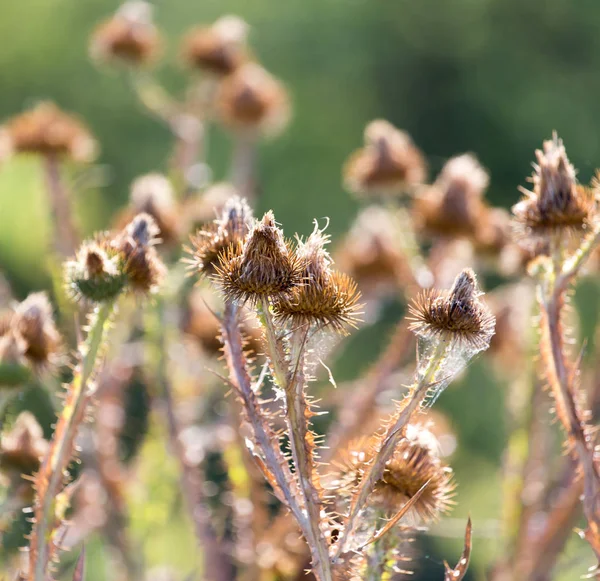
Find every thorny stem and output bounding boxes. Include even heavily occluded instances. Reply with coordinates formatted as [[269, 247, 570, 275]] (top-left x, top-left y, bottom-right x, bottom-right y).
[[154, 297, 234, 581], [259, 299, 333, 581], [30, 301, 115, 581], [221, 301, 308, 532], [538, 224, 600, 568], [42, 154, 78, 257], [334, 339, 450, 559]]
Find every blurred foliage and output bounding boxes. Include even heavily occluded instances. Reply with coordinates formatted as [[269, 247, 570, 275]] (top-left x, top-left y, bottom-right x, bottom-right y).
[[2, 0, 600, 579]]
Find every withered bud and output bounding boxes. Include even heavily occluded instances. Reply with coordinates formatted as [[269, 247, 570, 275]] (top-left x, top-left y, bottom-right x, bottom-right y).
[[340, 424, 454, 523], [129, 173, 179, 245], [182, 15, 249, 75], [409, 268, 495, 352], [0, 331, 30, 387], [512, 134, 596, 243], [11, 293, 62, 371], [343, 120, 426, 198], [273, 225, 362, 333], [115, 213, 166, 295], [90, 1, 160, 66], [415, 154, 489, 239], [188, 196, 253, 276], [65, 239, 127, 303], [0, 412, 48, 477], [214, 211, 303, 304], [2, 101, 97, 162], [216, 63, 291, 136]]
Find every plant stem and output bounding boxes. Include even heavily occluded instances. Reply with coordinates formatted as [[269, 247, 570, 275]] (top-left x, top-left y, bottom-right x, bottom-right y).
[[231, 135, 257, 202], [258, 299, 332, 581], [30, 301, 114, 581], [334, 339, 450, 559]]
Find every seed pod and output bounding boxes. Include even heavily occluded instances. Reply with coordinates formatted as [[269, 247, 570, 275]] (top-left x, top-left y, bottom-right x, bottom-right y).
[[343, 120, 426, 198], [415, 153, 489, 239], [273, 226, 361, 333], [65, 239, 128, 303], [115, 213, 166, 295], [181, 15, 248, 75], [0, 412, 48, 478], [216, 63, 290, 136], [90, 1, 160, 67], [512, 133, 596, 244], [408, 268, 495, 352], [2, 101, 97, 162], [188, 196, 253, 276], [214, 211, 303, 304]]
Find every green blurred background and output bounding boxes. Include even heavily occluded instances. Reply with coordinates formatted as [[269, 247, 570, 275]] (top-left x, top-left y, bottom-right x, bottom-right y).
[[2, 0, 600, 579]]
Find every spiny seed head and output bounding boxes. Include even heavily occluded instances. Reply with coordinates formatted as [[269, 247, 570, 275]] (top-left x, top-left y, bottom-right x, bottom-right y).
[[512, 134, 597, 244], [416, 154, 489, 239], [188, 196, 253, 276], [90, 1, 160, 67], [115, 213, 165, 295], [11, 293, 62, 372], [0, 412, 48, 477], [0, 331, 31, 388], [343, 120, 426, 198], [272, 225, 362, 333], [65, 239, 127, 303], [408, 268, 495, 352], [181, 15, 249, 75], [2, 101, 97, 162], [214, 211, 303, 304], [340, 425, 455, 523], [216, 63, 291, 137]]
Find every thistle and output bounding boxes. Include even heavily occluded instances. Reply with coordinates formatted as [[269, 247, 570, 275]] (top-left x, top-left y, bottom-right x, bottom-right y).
[[90, 1, 161, 67], [181, 15, 249, 76], [343, 120, 426, 198]]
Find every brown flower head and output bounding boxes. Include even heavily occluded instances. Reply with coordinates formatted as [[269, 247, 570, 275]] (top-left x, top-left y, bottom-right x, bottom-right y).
[[214, 211, 303, 304], [188, 196, 253, 276], [340, 424, 454, 523], [11, 293, 62, 372], [512, 134, 596, 244], [182, 15, 249, 75], [474, 207, 512, 257], [273, 225, 361, 333], [114, 213, 166, 295], [183, 182, 240, 231], [128, 173, 179, 245], [65, 238, 128, 303], [415, 154, 489, 239], [3, 101, 97, 162], [90, 1, 160, 66], [216, 63, 291, 136], [0, 412, 48, 478], [408, 268, 495, 352], [343, 120, 426, 198]]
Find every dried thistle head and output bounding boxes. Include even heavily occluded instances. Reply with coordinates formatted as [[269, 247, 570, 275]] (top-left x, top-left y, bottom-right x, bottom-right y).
[[2, 101, 97, 162], [216, 63, 291, 136], [0, 412, 48, 478], [415, 154, 489, 239], [114, 213, 166, 295], [214, 211, 303, 304], [125, 173, 180, 246], [181, 15, 248, 75], [11, 293, 61, 372], [183, 182, 241, 230], [187, 196, 253, 276], [340, 424, 455, 523], [512, 134, 596, 244], [273, 225, 362, 333], [90, 1, 160, 67], [343, 120, 426, 198], [408, 268, 495, 352], [65, 238, 128, 303], [474, 207, 512, 257]]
